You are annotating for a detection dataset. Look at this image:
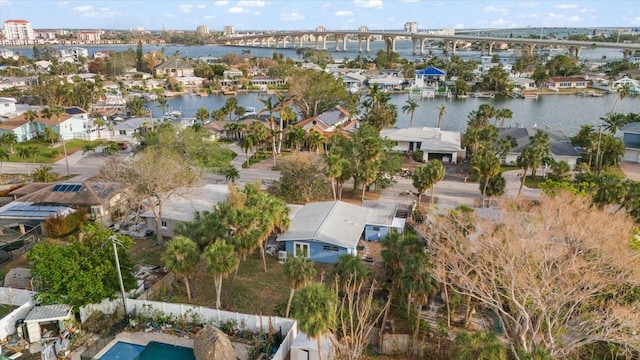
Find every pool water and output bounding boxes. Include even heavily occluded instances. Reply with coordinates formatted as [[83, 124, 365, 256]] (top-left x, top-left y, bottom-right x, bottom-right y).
[[99, 341, 195, 360], [99, 342, 145, 360], [137, 341, 195, 360]]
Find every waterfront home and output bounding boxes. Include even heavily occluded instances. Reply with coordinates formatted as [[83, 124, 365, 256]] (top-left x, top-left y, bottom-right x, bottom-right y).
[[368, 75, 405, 91], [381, 127, 463, 163], [414, 66, 446, 88], [544, 76, 589, 91], [153, 59, 195, 78], [293, 105, 357, 137], [621, 122, 640, 163], [611, 76, 640, 90], [55, 47, 89, 63], [0, 48, 19, 60], [509, 77, 537, 91], [498, 128, 581, 169], [276, 201, 404, 264]]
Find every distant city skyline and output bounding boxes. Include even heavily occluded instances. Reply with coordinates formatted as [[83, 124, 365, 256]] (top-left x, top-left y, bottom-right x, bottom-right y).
[[1, 0, 639, 32]]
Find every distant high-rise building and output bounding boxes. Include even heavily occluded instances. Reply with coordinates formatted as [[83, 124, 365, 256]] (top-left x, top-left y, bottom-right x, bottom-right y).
[[223, 26, 235, 36], [359, 26, 369, 32], [316, 26, 326, 32], [404, 21, 418, 33], [77, 31, 102, 42], [3, 20, 35, 44], [196, 26, 209, 35]]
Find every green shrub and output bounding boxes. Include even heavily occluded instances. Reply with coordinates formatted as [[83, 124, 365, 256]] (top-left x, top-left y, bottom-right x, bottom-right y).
[[412, 150, 424, 162]]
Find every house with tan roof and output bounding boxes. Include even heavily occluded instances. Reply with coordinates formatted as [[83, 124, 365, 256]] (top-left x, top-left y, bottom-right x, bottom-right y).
[[0, 106, 91, 142], [293, 106, 358, 137], [8, 181, 123, 224], [153, 58, 194, 78]]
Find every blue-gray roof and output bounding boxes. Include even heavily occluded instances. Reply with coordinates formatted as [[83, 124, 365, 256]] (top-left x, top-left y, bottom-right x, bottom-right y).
[[499, 127, 580, 157], [416, 66, 446, 76]]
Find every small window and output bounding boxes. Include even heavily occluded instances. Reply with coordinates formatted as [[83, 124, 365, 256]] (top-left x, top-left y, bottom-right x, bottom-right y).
[[322, 245, 339, 252], [119, 130, 126, 135], [372, 226, 380, 231], [161, 220, 167, 229]]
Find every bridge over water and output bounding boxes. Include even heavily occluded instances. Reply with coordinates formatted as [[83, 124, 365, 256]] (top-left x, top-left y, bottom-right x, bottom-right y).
[[213, 30, 640, 59]]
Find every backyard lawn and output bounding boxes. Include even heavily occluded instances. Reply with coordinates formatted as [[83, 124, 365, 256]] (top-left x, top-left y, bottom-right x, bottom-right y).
[[5, 139, 93, 164]]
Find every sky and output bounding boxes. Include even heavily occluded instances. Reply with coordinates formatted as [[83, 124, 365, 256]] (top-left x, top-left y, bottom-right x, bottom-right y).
[[1, 0, 639, 32]]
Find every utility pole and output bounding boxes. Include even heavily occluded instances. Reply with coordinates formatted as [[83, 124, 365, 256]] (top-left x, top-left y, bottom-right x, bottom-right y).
[[111, 235, 128, 319]]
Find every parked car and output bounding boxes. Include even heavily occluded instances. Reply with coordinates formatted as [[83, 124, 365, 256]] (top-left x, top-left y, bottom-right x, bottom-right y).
[[117, 142, 128, 150]]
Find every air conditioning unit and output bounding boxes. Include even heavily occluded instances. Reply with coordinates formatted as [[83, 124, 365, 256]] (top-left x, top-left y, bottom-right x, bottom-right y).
[[278, 251, 288, 264]]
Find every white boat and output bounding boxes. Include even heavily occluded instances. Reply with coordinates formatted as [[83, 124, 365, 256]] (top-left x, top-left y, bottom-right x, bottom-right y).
[[471, 92, 495, 99], [243, 107, 257, 117]]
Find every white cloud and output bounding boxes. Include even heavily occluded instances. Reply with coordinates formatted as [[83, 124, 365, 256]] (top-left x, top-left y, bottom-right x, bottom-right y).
[[322, 3, 331, 9], [483, 6, 508, 15], [237, 0, 265, 7], [579, 8, 594, 13], [79, 8, 121, 19], [335, 10, 353, 16], [73, 5, 93, 13], [179, 4, 194, 13], [0, 0, 12, 5], [518, 2, 537, 8], [454, 23, 465, 29], [197, 4, 206, 9], [204, 15, 215, 19], [565, 15, 581, 22], [556, 4, 578, 9], [229, 6, 248, 13], [354, 0, 383, 9], [214, 0, 228, 5], [281, 11, 304, 21], [57, 1, 69, 6], [633, 16, 640, 25]]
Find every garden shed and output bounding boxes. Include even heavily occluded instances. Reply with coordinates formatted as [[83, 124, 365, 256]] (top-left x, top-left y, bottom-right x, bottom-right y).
[[24, 304, 72, 343]]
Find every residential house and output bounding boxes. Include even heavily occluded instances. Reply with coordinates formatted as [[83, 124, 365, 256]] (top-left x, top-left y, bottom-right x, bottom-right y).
[[381, 127, 463, 163], [9, 181, 123, 224], [509, 77, 537, 92], [276, 201, 405, 264], [414, 66, 446, 88], [498, 127, 581, 169], [293, 106, 357, 138], [545, 76, 589, 90], [250, 76, 286, 87], [34, 106, 91, 141], [611, 76, 640, 90], [0, 48, 19, 60], [140, 184, 229, 238], [367, 75, 405, 91], [621, 122, 640, 163], [56, 46, 89, 63], [0, 97, 17, 116], [111, 117, 162, 142], [339, 73, 367, 90], [153, 58, 195, 78]]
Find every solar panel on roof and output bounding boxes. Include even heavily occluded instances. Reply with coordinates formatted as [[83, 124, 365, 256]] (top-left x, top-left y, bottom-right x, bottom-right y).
[[51, 184, 82, 192]]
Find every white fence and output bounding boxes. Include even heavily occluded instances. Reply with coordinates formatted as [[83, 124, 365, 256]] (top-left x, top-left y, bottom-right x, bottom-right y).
[[79, 298, 298, 360], [0, 287, 36, 341]]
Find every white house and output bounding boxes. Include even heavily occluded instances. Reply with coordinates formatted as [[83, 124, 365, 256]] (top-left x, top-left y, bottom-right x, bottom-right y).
[[381, 127, 463, 163], [0, 97, 17, 116]]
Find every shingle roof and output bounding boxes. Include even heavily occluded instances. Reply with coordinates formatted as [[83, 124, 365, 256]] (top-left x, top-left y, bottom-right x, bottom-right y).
[[381, 127, 462, 152], [498, 127, 580, 157], [15, 181, 120, 206]]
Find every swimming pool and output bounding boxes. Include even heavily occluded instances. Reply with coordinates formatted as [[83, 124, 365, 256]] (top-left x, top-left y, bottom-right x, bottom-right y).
[[99, 341, 195, 360]]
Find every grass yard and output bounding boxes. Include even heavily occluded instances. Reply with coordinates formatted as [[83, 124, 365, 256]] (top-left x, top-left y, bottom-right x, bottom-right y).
[[150, 248, 330, 316], [6, 139, 93, 164]]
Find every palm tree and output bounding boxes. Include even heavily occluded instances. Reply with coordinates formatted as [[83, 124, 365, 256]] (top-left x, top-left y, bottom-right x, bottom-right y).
[[203, 240, 239, 309], [275, 93, 294, 154], [0, 147, 9, 174], [93, 116, 106, 139], [601, 111, 628, 135], [16, 145, 32, 175], [291, 283, 337, 360], [0, 133, 17, 154], [436, 103, 447, 128], [330, 254, 370, 291], [43, 126, 59, 145], [283, 255, 317, 317], [162, 236, 200, 301], [258, 97, 278, 166], [156, 95, 168, 121], [454, 330, 507, 360], [402, 250, 437, 341], [496, 108, 513, 128], [425, 160, 446, 202], [324, 154, 344, 201], [43, 105, 70, 177], [224, 166, 240, 183], [24, 110, 39, 139], [402, 99, 419, 127], [412, 165, 433, 205], [307, 130, 326, 154], [32, 164, 57, 182]]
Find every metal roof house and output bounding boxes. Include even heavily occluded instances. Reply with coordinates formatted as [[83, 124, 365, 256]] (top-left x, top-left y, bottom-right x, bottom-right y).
[[277, 201, 405, 264], [498, 127, 581, 168], [381, 127, 463, 163], [414, 66, 446, 88]]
